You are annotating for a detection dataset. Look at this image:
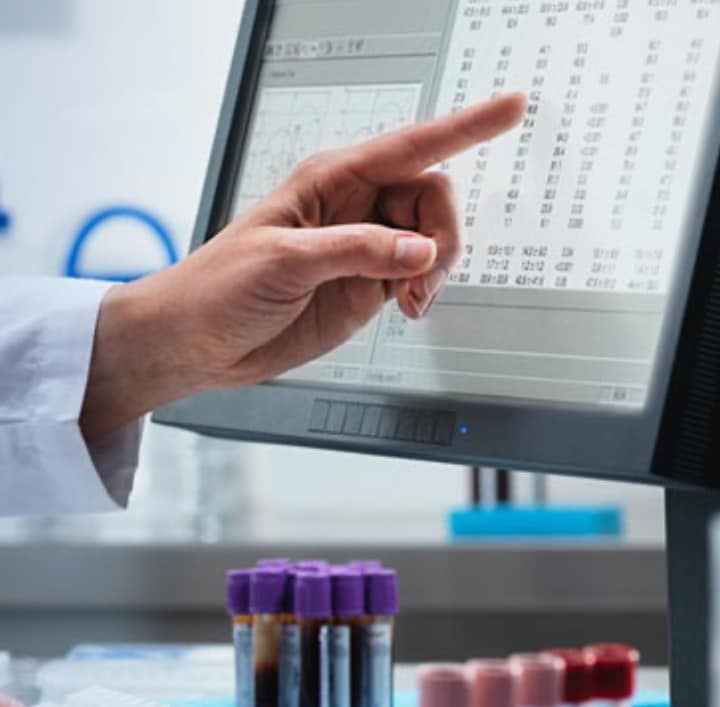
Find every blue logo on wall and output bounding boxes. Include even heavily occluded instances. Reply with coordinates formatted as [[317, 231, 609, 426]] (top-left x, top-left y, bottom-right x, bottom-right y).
[[64, 205, 179, 281]]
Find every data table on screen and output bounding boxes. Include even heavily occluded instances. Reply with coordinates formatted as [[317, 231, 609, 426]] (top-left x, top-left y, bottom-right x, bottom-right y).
[[230, 0, 720, 409]]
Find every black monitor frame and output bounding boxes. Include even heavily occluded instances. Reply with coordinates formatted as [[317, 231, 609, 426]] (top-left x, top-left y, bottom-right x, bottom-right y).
[[153, 2, 720, 703]]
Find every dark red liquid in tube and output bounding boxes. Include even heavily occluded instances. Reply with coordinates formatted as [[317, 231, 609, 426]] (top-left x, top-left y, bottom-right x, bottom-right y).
[[250, 567, 288, 707]]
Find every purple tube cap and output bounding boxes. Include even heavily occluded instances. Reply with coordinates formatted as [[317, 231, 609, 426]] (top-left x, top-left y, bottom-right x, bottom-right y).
[[294, 560, 330, 571], [366, 568, 399, 616], [226, 569, 252, 616], [256, 558, 292, 568], [250, 567, 288, 614], [294, 571, 332, 620], [331, 568, 364, 618], [283, 568, 303, 614], [346, 560, 383, 571]]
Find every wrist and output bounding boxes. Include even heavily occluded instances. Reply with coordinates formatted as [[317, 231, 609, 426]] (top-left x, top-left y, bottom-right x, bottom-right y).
[[80, 273, 205, 442]]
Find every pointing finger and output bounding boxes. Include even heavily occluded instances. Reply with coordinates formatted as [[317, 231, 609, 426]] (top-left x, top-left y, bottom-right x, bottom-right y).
[[343, 92, 527, 185]]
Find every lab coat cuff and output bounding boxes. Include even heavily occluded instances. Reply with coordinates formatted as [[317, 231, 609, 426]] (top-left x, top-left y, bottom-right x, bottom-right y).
[[40, 279, 142, 508], [35, 278, 117, 422], [0, 421, 121, 516], [0, 278, 143, 514]]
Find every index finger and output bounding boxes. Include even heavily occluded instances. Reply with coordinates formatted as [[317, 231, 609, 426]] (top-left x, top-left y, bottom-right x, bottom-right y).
[[344, 92, 527, 185]]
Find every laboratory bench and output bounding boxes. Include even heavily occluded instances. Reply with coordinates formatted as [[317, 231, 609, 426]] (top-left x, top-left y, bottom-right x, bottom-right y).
[[0, 542, 668, 662], [0, 654, 672, 706]]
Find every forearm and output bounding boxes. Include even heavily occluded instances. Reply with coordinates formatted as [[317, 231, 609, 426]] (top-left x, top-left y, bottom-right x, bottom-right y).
[[79, 274, 204, 443]]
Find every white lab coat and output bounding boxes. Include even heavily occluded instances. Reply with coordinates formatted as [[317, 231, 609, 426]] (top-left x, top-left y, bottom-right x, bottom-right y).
[[0, 278, 141, 516]]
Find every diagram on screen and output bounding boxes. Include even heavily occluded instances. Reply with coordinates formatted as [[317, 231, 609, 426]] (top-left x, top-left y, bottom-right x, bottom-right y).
[[235, 84, 421, 214], [335, 85, 421, 144], [240, 88, 333, 199]]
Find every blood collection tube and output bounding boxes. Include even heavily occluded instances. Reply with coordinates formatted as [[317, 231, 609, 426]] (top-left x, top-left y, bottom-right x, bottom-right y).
[[295, 570, 332, 707], [418, 664, 472, 707], [227, 570, 254, 707], [544, 650, 594, 707], [251, 567, 288, 707], [466, 659, 520, 707], [279, 570, 301, 707], [583, 644, 639, 707], [510, 653, 565, 707], [364, 568, 399, 707], [330, 568, 365, 707]]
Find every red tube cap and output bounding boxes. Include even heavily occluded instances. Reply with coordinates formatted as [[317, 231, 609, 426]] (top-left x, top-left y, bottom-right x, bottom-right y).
[[544, 649, 595, 703], [584, 643, 640, 699], [419, 664, 472, 707]]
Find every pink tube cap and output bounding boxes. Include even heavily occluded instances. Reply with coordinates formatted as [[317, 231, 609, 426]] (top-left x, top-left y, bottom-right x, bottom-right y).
[[467, 659, 520, 707], [509, 653, 565, 707], [419, 664, 472, 707]]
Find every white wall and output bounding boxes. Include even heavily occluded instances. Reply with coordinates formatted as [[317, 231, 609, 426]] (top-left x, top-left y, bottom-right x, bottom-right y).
[[0, 0, 237, 275], [0, 0, 665, 544]]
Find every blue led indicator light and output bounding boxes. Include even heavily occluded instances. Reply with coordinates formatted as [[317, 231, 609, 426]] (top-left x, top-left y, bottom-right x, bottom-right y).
[[459, 425, 469, 436], [0, 209, 10, 234]]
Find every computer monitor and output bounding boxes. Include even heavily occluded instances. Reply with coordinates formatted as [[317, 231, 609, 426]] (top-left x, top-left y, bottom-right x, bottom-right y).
[[154, 3, 720, 703], [156, 0, 720, 491]]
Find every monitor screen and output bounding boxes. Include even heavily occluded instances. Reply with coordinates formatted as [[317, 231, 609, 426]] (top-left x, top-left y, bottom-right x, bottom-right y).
[[229, 0, 720, 411], [155, 0, 720, 486]]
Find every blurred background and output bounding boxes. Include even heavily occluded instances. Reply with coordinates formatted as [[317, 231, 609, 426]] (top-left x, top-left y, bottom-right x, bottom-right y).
[[0, 0, 667, 668]]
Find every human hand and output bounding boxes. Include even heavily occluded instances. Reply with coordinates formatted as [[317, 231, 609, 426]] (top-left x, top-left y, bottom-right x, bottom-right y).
[[81, 94, 526, 441]]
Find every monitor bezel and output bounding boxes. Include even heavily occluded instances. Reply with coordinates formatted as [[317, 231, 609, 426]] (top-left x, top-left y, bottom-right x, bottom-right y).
[[154, 0, 720, 489]]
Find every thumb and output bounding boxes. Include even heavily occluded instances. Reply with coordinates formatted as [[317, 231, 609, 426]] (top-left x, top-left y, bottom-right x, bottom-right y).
[[282, 223, 437, 286]]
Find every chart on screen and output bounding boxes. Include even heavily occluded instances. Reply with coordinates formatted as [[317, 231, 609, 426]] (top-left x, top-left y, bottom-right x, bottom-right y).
[[233, 83, 422, 215]]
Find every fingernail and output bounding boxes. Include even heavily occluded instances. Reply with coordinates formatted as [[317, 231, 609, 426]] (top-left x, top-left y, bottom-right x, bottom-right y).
[[425, 267, 448, 297], [411, 267, 447, 317], [422, 293, 439, 317], [395, 237, 435, 270]]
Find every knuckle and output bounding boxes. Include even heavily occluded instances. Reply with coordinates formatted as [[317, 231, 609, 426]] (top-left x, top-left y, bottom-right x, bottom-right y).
[[272, 231, 304, 268]]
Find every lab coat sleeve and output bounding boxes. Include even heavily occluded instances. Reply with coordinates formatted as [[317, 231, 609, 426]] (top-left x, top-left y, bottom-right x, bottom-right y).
[[0, 277, 142, 516]]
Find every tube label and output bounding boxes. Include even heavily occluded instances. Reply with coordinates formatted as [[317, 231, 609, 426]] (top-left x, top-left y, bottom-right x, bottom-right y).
[[233, 622, 254, 707], [365, 623, 392, 707], [320, 625, 331, 707], [327, 625, 351, 707], [279, 623, 301, 707]]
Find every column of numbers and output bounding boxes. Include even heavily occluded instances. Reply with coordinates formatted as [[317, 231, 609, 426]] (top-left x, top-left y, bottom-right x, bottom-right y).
[[445, 0, 493, 285], [478, 42, 514, 286], [610, 40, 659, 233]]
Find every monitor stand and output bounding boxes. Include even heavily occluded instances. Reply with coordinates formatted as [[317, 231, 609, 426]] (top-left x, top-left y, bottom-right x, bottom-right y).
[[666, 488, 720, 706]]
